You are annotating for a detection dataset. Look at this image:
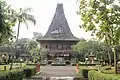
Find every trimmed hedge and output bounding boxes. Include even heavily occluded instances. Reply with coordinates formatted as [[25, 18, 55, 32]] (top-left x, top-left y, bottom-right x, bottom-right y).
[[71, 63, 76, 66], [23, 67, 37, 78], [79, 68, 97, 79], [0, 67, 37, 80], [88, 70, 120, 80], [51, 63, 66, 66], [79, 64, 96, 66], [40, 63, 46, 66], [26, 63, 37, 66], [0, 70, 24, 80]]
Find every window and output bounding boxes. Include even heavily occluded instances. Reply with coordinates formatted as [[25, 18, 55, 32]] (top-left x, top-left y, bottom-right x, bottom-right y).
[[56, 44, 58, 48], [46, 45, 48, 48], [50, 44, 52, 50], [58, 44, 62, 49]]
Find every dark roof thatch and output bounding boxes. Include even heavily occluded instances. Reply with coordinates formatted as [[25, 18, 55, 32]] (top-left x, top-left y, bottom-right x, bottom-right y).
[[38, 3, 79, 41], [0, 46, 15, 53]]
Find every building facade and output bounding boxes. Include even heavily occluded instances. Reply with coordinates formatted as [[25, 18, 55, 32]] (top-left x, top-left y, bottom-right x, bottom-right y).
[[37, 3, 79, 63]]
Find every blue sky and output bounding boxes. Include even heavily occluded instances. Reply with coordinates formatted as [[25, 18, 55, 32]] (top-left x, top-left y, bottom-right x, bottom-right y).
[[6, 0, 92, 40]]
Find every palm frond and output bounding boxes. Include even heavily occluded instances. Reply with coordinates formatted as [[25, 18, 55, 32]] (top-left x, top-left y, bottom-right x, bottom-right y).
[[23, 18, 29, 29], [22, 13, 36, 25]]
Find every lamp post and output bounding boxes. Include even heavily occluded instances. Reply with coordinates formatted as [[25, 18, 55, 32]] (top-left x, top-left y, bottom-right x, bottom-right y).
[[89, 52, 95, 64], [85, 57, 88, 67], [20, 58, 23, 68], [85, 57, 88, 61]]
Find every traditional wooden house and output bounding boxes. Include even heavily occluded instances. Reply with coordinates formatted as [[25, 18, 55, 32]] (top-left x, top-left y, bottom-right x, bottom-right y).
[[37, 3, 79, 63], [19, 52, 32, 61], [0, 46, 15, 64]]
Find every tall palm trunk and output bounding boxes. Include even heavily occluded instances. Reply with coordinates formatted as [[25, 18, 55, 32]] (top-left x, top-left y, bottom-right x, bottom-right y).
[[16, 21, 21, 41], [10, 21, 21, 70]]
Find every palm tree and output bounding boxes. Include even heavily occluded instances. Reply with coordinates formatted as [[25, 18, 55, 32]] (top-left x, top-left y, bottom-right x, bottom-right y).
[[10, 8, 36, 70]]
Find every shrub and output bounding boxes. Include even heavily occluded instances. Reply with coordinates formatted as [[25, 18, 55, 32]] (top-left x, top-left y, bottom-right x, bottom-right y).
[[23, 67, 37, 78], [51, 63, 66, 66], [79, 68, 97, 79], [0, 70, 24, 80], [82, 69, 89, 78], [79, 64, 96, 66], [73, 77, 84, 80], [88, 70, 120, 80], [26, 63, 37, 66], [102, 68, 115, 74], [102, 66, 111, 70], [71, 63, 76, 66], [40, 63, 46, 66], [9, 70, 24, 80]]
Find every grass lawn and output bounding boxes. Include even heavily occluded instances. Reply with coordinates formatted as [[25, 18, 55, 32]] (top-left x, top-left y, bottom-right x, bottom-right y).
[[0, 65, 19, 70], [78, 65, 114, 76], [0, 63, 34, 70]]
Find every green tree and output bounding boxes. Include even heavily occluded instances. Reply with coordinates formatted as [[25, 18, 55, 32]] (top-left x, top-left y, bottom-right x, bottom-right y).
[[33, 32, 43, 40], [0, 0, 16, 45], [14, 38, 40, 62], [10, 8, 36, 70], [13, 8, 36, 41], [79, 0, 120, 73], [72, 40, 109, 62], [28, 40, 40, 62]]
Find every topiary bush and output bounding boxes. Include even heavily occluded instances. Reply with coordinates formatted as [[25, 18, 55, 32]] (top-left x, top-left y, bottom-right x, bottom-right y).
[[88, 70, 120, 80], [79, 68, 97, 79]]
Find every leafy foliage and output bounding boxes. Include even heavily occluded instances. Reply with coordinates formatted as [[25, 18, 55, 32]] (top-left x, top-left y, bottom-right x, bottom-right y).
[[15, 38, 40, 62], [23, 67, 37, 78], [79, 0, 120, 45], [79, 0, 120, 73], [0, 69, 24, 80], [0, 0, 16, 45], [15, 38, 39, 53], [12, 8, 36, 42], [33, 32, 43, 40], [72, 40, 110, 60]]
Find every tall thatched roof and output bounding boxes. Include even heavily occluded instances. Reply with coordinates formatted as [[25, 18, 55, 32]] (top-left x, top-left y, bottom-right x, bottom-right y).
[[0, 46, 15, 53], [38, 3, 79, 41]]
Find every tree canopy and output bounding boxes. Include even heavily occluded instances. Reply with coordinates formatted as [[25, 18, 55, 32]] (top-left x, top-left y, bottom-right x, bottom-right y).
[[72, 40, 110, 60], [0, 0, 16, 45], [79, 0, 120, 73]]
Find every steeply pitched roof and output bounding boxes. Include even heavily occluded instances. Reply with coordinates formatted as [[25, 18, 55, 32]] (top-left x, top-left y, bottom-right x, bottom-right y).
[[20, 53, 31, 57], [40, 3, 79, 41], [0, 47, 15, 53]]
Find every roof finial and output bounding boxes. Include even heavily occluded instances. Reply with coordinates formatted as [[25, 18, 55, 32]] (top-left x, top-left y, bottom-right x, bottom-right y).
[[57, 0, 63, 4]]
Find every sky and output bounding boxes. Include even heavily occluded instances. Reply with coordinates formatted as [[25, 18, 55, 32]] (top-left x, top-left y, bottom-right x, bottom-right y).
[[6, 0, 92, 40]]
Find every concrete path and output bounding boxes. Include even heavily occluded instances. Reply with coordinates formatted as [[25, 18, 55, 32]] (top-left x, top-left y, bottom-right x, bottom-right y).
[[24, 66, 79, 80], [39, 66, 76, 77]]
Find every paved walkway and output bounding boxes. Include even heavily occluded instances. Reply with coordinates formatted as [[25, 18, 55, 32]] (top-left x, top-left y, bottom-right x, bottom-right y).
[[24, 66, 79, 80], [39, 66, 76, 77]]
